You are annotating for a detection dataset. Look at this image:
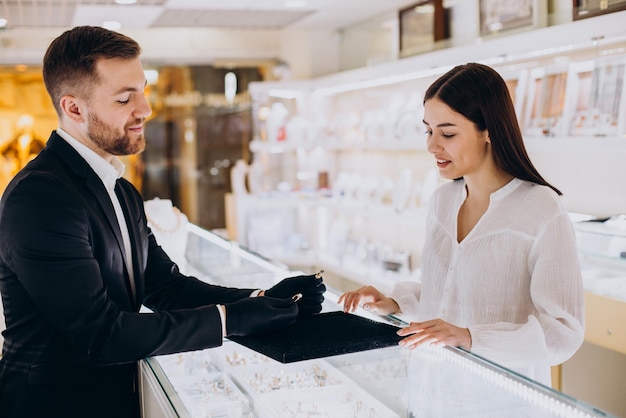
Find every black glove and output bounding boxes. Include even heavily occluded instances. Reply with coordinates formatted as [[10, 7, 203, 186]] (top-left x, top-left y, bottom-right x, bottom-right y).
[[225, 296, 298, 337], [265, 274, 326, 317]]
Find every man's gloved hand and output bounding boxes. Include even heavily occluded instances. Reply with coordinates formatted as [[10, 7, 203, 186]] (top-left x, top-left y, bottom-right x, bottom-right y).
[[225, 296, 298, 337], [265, 273, 326, 317]]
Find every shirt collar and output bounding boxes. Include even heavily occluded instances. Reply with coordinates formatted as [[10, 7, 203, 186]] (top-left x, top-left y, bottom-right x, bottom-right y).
[[490, 177, 522, 201], [460, 177, 522, 202], [56, 128, 125, 191]]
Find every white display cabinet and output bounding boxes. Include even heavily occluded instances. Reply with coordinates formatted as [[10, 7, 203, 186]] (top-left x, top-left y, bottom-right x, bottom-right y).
[[227, 11, 626, 292], [139, 224, 615, 418], [559, 217, 626, 417]]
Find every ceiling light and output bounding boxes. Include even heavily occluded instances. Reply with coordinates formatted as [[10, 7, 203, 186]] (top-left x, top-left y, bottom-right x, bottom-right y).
[[0, 18, 7, 28], [414, 5, 435, 13], [144, 69, 159, 85], [115, 0, 137, 4], [284, 0, 308, 8], [102, 21, 122, 31]]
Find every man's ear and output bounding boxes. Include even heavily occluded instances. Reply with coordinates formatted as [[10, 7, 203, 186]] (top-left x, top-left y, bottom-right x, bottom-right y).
[[59, 95, 85, 124]]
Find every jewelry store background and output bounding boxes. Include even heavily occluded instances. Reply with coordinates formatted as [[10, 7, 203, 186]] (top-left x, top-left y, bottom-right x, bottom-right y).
[[1, 0, 626, 416]]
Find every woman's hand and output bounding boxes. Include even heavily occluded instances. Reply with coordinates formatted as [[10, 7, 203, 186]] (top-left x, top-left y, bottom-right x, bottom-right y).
[[397, 318, 472, 350], [337, 286, 400, 316]]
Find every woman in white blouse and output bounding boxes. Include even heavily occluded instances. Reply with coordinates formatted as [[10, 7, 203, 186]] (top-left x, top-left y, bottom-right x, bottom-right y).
[[338, 63, 584, 385]]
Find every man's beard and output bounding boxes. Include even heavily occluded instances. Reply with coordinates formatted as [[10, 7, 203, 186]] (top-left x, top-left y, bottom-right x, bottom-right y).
[[88, 112, 146, 156]]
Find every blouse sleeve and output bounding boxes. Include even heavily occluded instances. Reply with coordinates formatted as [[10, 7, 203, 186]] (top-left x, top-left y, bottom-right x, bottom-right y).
[[389, 280, 422, 320], [468, 213, 584, 368]]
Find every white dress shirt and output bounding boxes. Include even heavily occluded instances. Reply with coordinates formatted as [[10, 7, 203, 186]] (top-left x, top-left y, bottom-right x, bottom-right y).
[[390, 178, 584, 385]]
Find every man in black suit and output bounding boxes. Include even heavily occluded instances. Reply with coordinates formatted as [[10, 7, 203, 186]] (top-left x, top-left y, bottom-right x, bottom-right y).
[[0, 26, 325, 418]]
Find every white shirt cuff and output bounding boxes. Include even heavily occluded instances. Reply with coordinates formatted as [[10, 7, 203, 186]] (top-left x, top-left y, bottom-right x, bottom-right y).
[[217, 304, 226, 338]]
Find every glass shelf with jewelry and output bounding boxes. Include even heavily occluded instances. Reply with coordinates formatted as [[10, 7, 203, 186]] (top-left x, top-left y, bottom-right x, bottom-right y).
[[139, 224, 616, 418]]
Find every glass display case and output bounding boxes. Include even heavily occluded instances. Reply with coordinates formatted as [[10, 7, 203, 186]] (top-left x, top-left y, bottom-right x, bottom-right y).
[[139, 224, 614, 418]]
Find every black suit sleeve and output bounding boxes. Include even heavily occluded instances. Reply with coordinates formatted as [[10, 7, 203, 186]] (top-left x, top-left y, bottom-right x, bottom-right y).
[[141, 231, 255, 310]]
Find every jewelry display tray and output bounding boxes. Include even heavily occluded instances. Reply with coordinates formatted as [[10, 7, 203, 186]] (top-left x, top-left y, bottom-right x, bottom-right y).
[[228, 311, 403, 363]]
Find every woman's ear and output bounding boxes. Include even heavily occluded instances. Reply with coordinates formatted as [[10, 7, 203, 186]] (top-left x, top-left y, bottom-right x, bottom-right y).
[[59, 95, 85, 124]]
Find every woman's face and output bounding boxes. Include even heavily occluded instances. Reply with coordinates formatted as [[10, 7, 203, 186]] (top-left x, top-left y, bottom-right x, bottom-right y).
[[423, 97, 491, 181]]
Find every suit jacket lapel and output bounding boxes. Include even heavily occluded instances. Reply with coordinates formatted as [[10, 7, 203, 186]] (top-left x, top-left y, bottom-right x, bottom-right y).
[[47, 133, 136, 305], [47, 134, 127, 257], [115, 182, 143, 307]]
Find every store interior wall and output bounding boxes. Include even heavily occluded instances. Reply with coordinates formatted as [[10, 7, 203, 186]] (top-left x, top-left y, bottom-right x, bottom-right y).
[[529, 147, 626, 217]]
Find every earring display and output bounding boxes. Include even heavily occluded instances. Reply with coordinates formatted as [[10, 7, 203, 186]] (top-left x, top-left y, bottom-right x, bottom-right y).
[[229, 359, 347, 395], [169, 372, 250, 418], [154, 350, 251, 417], [254, 385, 400, 418], [210, 340, 274, 371], [153, 341, 403, 417], [157, 351, 218, 377]]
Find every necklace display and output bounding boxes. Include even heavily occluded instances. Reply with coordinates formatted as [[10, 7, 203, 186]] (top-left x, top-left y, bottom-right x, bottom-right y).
[[146, 206, 183, 234], [144, 198, 188, 267]]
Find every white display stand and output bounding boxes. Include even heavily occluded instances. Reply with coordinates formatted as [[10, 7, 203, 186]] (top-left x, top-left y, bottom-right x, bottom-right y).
[[144, 198, 189, 268]]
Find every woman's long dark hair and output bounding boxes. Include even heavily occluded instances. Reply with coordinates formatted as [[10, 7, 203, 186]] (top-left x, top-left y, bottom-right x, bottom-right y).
[[424, 63, 561, 195]]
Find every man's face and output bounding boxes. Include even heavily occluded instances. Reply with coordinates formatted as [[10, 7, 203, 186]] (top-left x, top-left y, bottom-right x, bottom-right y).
[[83, 57, 152, 156]]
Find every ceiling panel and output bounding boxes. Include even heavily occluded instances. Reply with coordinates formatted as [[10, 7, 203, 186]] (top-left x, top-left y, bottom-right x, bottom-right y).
[[0, 0, 419, 30], [153, 8, 313, 29], [72, 5, 164, 28]]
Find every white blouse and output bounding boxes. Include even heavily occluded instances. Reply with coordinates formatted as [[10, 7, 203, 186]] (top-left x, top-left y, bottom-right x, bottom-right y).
[[390, 178, 584, 385]]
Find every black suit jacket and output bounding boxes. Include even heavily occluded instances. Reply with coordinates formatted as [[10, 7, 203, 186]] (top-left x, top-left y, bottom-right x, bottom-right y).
[[0, 131, 254, 418]]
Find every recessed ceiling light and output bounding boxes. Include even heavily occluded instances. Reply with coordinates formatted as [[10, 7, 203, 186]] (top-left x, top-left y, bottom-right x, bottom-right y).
[[0, 18, 7, 28], [414, 4, 435, 13], [144, 69, 159, 85], [284, 0, 307, 8], [102, 21, 122, 31], [115, 0, 137, 4]]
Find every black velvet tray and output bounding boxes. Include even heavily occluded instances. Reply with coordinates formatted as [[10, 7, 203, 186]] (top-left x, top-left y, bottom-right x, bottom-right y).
[[228, 311, 403, 363]]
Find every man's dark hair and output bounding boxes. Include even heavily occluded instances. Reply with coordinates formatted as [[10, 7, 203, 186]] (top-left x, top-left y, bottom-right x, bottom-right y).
[[43, 25, 141, 116]]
